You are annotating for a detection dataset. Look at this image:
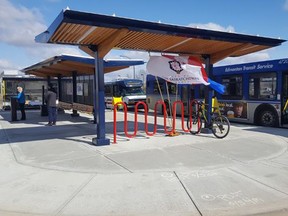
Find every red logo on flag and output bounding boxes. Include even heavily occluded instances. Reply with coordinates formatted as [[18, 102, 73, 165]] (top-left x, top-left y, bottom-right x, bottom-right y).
[[169, 60, 183, 74]]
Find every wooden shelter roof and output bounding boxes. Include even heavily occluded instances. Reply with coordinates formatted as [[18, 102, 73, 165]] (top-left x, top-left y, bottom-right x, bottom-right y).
[[35, 9, 286, 64]]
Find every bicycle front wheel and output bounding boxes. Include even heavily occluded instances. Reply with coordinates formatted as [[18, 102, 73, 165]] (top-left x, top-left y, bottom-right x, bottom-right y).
[[211, 116, 230, 138], [187, 113, 202, 135]]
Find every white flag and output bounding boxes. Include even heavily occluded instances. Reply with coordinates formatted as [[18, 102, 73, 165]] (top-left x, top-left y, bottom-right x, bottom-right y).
[[146, 55, 209, 85], [146, 55, 225, 94]]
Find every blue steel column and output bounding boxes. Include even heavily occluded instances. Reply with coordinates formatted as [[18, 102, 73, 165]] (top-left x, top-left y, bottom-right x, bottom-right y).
[[47, 76, 51, 86], [92, 71, 97, 124], [71, 71, 79, 117], [92, 48, 110, 145], [57, 75, 62, 101], [57, 74, 65, 114], [203, 55, 213, 130]]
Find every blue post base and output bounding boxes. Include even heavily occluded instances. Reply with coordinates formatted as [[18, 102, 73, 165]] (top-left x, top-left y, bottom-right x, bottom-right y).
[[92, 137, 110, 146]]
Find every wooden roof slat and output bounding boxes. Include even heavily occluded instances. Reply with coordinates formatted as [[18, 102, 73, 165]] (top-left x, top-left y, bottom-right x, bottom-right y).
[[60, 62, 94, 73], [83, 27, 117, 45], [98, 28, 129, 58], [35, 9, 285, 63], [28, 9, 285, 77], [22, 55, 144, 78]]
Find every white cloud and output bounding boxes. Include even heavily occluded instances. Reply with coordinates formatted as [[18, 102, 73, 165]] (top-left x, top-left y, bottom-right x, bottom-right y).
[[0, 0, 82, 72], [0, 0, 45, 47], [188, 22, 235, 33], [285, 0, 288, 10], [0, 58, 16, 71], [25, 44, 83, 65], [215, 51, 270, 66]]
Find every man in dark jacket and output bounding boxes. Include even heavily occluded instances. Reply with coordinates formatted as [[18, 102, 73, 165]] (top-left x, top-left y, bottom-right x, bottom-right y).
[[45, 84, 57, 126]]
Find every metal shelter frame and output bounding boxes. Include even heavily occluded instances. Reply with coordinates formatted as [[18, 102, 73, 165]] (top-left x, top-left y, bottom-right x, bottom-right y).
[[34, 9, 286, 145]]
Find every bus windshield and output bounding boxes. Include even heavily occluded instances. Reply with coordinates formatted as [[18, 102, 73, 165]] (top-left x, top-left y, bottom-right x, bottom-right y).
[[120, 87, 144, 96]]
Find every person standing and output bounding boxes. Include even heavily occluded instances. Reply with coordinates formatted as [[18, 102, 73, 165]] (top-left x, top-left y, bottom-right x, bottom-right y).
[[45, 84, 57, 126], [16, 86, 26, 120]]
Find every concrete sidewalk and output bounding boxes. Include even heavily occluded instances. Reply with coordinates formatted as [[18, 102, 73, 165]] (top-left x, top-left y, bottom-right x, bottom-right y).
[[0, 109, 288, 216]]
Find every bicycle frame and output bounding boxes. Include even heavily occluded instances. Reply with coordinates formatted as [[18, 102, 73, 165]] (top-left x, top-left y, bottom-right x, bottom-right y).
[[196, 101, 220, 126], [187, 99, 230, 138]]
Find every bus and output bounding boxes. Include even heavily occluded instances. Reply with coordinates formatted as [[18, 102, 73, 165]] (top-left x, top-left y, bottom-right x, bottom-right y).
[[0, 76, 47, 110], [145, 58, 288, 127], [146, 74, 191, 115], [213, 58, 288, 127], [104, 79, 146, 109]]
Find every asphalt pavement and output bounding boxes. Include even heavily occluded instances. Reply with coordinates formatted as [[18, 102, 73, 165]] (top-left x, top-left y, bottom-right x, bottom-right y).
[[0, 109, 288, 216]]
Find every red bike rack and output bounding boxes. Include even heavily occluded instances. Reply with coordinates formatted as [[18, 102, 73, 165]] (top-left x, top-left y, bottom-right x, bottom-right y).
[[172, 100, 191, 133], [113, 100, 197, 143], [113, 101, 137, 143], [113, 101, 169, 143]]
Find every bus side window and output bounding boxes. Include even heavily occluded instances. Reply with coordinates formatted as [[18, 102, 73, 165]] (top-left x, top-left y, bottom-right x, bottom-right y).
[[104, 85, 112, 97], [189, 86, 195, 100], [153, 80, 165, 94], [249, 77, 259, 99], [249, 73, 276, 100], [222, 76, 243, 99], [167, 82, 177, 95], [113, 85, 121, 97], [199, 85, 205, 98]]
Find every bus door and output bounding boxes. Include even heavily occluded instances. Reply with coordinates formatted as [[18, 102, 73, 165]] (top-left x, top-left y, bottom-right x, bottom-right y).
[[282, 72, 288, 125]]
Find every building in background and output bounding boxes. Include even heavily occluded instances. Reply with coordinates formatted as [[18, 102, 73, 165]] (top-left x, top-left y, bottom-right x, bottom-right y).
[[0, 72, 47, 110]]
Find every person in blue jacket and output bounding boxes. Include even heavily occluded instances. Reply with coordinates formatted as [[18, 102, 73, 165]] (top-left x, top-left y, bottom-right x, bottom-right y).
[[16, 86, 26, 120]]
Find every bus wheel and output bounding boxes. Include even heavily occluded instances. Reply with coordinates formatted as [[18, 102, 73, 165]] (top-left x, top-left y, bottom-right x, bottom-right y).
[[259, 110, 278, 127]]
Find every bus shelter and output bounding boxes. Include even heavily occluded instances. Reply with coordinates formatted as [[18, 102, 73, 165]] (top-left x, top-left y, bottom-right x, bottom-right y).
[[22, 54, 144, 118], [35, 9, 286, 145]]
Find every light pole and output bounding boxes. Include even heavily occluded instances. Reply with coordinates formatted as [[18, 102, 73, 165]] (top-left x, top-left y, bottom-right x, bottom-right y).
[[120, 55, 135, 79]]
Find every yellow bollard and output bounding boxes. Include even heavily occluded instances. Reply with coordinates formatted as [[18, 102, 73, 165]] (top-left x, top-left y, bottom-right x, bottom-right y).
[[112, 97, 123, 110]]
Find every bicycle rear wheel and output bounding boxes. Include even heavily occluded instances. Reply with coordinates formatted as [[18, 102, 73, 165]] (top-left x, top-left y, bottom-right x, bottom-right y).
[[187, 113, 202, 135], [211, 116, 230, 138]]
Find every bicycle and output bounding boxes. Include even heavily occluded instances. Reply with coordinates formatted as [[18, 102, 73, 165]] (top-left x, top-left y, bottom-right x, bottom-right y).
[[186, 100, 230, 138], [282, 99, 288, 124]]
